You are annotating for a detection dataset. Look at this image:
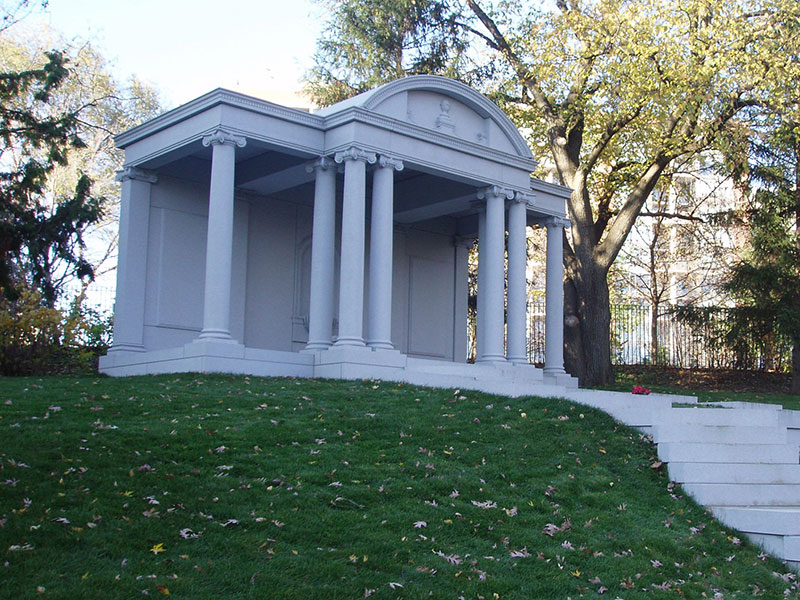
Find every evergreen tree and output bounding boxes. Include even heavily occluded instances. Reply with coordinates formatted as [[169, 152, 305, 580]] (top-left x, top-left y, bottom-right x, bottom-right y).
[[724, 120, 800, 393], [305, 0, 475, 106], [0, 49, 102, 306]]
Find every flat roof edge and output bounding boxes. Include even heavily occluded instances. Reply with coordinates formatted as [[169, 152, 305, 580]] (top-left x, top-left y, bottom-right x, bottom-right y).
[[114, 89, 324, 149]]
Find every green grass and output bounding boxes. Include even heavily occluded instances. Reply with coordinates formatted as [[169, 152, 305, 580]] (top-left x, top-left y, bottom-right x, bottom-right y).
[[1, 374, 798, 599], [606, 370, 800, 410]]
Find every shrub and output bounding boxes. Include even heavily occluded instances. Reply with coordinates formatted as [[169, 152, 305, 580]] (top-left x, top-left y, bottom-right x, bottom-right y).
[[0, 286, 112, 376], [0, 287, 64, 375]]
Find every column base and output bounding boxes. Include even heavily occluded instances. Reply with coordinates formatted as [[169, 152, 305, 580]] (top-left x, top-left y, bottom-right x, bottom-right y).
[[477, 354, 507, 365], [303, 341, 333, 352], [333, 337, 366, 347], [367, 340, 394, 350], [506, 355, 528, 364], [543, 366, 567, 375], [197, 330, 237, 342], [543, 367, 579, 389], [108, 343, 146, 353]]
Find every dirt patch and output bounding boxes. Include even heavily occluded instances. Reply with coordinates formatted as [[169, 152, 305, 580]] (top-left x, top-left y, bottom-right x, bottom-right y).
[[616, 365, 792, 394]]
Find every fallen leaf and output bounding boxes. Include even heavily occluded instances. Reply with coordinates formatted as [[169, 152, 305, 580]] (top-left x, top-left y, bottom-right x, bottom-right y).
[[150, 543, 165, 555]]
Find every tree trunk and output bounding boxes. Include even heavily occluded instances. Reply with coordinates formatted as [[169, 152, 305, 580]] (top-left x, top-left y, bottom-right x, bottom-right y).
[[792, 342, 800, 396], [563, 277, 585, 382], [564, 262, 613, 386], [650, 301, 659, 365]]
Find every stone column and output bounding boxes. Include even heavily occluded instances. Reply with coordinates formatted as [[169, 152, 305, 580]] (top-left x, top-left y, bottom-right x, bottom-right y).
[[507, 193, 532, 363], [333, 146, 376, 346], [453, 235, 473, 363], [544, 216, 569, 375], [305, 157, 337, 350], [109, 167, 157, 352], [198, 129, 246, 341], [477, 185, 514, 363], [367, 155, 404, 350], [475, 205, 486, 361]]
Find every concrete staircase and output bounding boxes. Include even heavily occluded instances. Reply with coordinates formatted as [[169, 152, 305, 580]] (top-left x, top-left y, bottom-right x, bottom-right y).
[[568, 390, 800, 570]]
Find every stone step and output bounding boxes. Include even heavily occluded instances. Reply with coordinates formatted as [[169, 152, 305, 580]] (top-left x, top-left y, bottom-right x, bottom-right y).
[[780, 410, 800, 428], [653, 423, 787, 445], [568, 391, 681, 412], [711, 506, 800, 536], [599, 407, 664, 428], [658, 442, 799, 464], [669, 462, 800, 485], [745, 533, 800, 562], [707, 401, 783, 411], [684, 482, 800, 506], [660, 407, 783, 427]]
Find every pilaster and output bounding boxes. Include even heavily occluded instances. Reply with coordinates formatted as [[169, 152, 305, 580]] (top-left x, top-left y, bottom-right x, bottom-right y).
[[109, 167, 158, 353]]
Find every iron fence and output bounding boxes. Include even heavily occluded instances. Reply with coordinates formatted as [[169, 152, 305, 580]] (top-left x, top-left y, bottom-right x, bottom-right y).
[[527, 300, 793, 371], [59, 285, 115, 315], [52, 286, 789, 372]]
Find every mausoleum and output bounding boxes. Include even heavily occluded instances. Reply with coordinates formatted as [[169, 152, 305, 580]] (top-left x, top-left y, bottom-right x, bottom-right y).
[[99, 75, 578, 396]]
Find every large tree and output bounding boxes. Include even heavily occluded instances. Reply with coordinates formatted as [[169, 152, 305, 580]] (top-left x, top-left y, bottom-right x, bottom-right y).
[[722, 119, 800, 393], [307, 0, 800, 385], [0, 46, 102, 305], [0, 22, 162, 306], [305, 0, 472, 106]]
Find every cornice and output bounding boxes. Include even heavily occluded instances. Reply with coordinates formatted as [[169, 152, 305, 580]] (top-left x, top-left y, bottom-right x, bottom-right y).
[[115, 88, 324, 149], [529, 177, 573, 200], [322, 107, 536, 173]]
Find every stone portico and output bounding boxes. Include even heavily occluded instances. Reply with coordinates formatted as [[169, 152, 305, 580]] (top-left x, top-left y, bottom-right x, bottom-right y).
[[99, 75, 577, 395]]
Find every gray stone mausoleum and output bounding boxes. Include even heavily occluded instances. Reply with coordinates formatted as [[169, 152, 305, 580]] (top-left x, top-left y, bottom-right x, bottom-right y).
[[99, 75, 577, 396]]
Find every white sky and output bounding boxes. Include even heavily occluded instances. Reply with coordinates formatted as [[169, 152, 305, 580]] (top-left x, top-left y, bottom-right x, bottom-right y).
[[29, 0, 324, 108]]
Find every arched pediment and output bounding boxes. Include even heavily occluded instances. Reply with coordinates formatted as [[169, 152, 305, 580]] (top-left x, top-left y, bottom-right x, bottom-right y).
[[317, 75, 533, 160]]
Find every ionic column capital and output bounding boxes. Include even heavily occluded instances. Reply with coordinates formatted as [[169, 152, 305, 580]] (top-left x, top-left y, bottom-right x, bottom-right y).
[[202, 129, 247, 148], [453, 235, 476, 249], [543, 216, 571, 229], [376, 155, 404, 172], [477, 185, 515, 201], [513, 191, 536, 207], [334, 146, 377, 165], [115, 167, 158, 184], [305, 156, 336, 174]]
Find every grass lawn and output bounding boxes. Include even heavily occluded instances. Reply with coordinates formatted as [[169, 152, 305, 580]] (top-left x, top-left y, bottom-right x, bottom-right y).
[[1, 374, 799, 599], [608, 367, 800, 410]]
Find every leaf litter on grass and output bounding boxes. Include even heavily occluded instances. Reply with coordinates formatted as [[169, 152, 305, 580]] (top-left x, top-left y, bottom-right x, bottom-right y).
[[0, 374, 799, 599]]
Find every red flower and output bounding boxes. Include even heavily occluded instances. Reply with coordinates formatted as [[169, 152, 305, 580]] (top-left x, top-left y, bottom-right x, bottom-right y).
[[632, 385, 651, 395]]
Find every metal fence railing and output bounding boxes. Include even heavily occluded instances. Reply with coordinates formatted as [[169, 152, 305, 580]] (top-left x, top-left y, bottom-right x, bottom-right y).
[[53, 286, 789, 372], [59, 285, 115, 315], [527, 300, 793, 371]]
